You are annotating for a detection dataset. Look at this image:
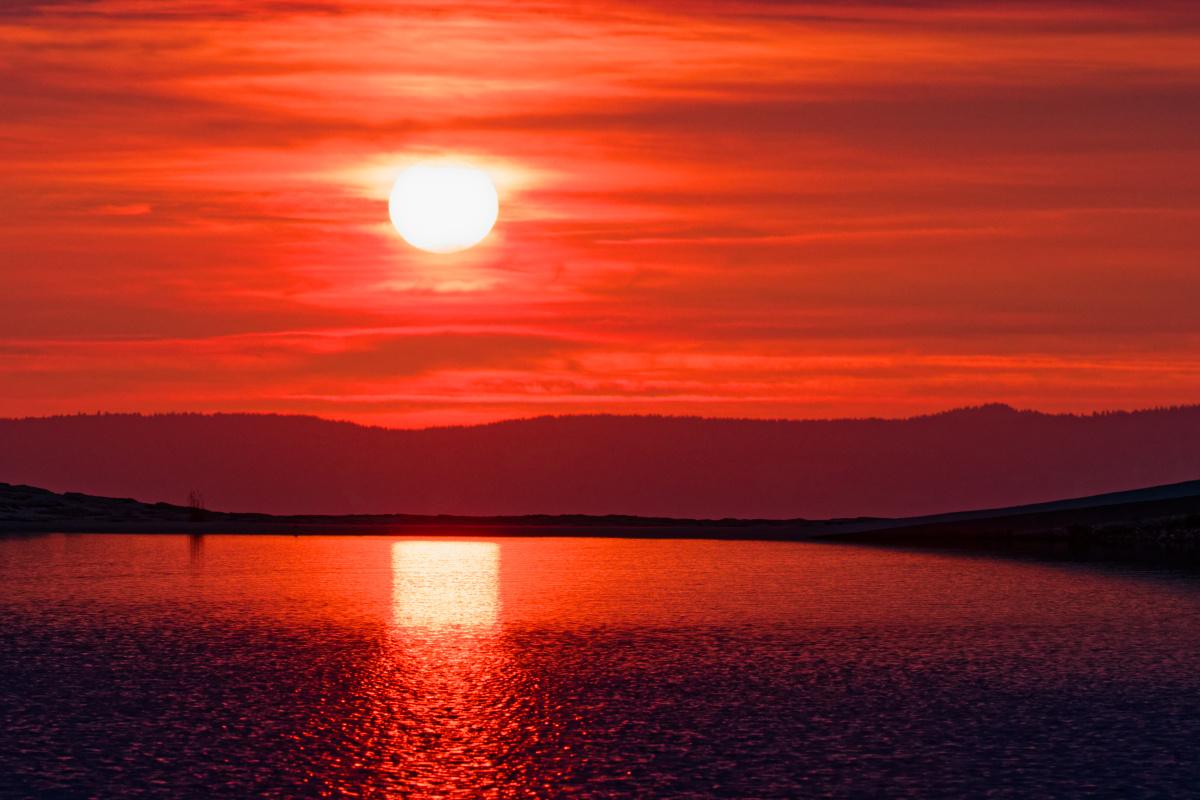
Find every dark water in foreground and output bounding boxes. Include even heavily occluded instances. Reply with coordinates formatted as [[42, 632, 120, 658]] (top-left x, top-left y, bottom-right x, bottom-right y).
[[1, 535, 1199, 798]]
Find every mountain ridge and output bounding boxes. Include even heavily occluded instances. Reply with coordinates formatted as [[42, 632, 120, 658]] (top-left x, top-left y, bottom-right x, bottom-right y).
[[3, 404, 1200, 518], [11, 402, 1200, 430]]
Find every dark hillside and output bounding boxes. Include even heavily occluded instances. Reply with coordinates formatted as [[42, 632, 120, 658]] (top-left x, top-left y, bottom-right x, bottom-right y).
[[2, 405, 1199, 517]]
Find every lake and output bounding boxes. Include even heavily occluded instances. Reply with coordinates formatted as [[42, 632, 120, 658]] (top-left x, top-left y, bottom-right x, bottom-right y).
[[1, 534, 1199, 798]]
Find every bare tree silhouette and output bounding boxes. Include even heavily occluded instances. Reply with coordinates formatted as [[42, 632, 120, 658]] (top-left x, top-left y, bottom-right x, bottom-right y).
[[186, 489, 207, 522]]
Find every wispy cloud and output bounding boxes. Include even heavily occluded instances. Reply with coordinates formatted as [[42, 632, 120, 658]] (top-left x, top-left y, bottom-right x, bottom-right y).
[[2, 0, 1198, 424]]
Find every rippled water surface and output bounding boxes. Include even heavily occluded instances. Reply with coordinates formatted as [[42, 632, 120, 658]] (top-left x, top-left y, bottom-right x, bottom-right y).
[[2, 535, 1200, 798]]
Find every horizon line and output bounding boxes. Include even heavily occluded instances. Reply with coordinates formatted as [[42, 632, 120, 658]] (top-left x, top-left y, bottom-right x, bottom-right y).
[[5, 401, 1200, 433]]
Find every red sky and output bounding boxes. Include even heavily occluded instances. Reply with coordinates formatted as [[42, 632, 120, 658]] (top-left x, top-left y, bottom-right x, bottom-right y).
[[3, 0, 1199, 427]]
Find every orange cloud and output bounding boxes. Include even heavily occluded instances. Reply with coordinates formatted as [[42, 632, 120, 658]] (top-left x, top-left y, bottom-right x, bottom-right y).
[[1, 0, 1199, 425]]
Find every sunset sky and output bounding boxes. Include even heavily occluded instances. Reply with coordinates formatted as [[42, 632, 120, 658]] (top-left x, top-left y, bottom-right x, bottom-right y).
[[3, 0, 1199, 427]]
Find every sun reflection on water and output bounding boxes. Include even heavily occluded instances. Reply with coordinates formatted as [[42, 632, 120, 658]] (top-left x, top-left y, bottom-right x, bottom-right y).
[[300, 539, 575, 797], [363, 539, 553, 796], [392, 541, 500, 630]]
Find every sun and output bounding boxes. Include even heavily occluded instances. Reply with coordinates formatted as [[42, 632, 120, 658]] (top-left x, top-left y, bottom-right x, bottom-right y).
[[388, 162, 499, 254]]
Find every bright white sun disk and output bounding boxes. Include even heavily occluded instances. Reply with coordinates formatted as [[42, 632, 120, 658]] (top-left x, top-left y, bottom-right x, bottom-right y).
[[389, 163, 499, 254]]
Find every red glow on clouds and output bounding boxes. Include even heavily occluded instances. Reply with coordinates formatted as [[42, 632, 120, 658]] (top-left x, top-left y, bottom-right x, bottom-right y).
[[3, 1, 1200, 425]]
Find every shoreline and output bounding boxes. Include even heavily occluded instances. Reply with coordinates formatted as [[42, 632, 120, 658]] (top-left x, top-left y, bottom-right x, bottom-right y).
[[3, 481, 1200, 554]]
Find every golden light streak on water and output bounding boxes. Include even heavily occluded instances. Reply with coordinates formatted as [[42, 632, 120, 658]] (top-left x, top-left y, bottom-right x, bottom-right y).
[[391, 540, 500, 630]]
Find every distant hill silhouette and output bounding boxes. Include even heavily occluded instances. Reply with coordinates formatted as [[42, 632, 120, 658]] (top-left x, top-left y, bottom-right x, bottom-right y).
[[3, 478, 1199, 543], [1, 405, 1199, 518]]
